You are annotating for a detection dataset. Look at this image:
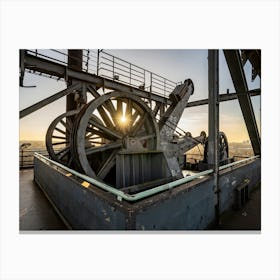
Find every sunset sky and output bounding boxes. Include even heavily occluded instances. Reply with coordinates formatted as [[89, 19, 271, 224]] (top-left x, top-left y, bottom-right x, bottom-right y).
[[19, 49, 261, 143]]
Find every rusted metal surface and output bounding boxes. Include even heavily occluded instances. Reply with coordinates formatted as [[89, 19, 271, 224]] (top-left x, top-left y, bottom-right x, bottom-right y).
[[34, 154, 261, 230]]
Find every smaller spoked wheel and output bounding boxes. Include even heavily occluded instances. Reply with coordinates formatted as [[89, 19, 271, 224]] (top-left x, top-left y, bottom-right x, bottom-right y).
[[203, 131, 229, 163], [71, 92, 160, 183], [218, 132, 229, 160], [46, 110, 79, 166]]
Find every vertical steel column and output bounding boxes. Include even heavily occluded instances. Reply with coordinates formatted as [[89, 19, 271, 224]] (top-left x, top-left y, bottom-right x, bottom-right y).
[[208, 50, 220, 223], [67, 49, 83, 112], [66, 50, 83, 142]]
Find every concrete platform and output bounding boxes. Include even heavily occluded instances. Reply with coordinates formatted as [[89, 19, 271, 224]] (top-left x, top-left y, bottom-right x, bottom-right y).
[[20, 169, 67, 230]]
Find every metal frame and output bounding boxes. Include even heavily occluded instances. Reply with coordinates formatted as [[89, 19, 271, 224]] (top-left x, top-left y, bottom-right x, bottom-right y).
[[20, 50, 261, 119]]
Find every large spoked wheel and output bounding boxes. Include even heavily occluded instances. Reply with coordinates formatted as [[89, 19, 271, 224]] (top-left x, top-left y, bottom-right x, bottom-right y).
[[71, 92, 160, 182], [46, 110, 79, 166]]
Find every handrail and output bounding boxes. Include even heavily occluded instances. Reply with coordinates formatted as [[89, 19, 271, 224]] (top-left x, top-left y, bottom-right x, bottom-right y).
[[34, 153, 212, 201], [219, 155, 259, 170], [34, 153, 259, 202], [25, 49, 179, 98]]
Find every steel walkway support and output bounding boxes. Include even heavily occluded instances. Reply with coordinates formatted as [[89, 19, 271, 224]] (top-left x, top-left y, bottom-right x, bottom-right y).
[[223, 50, 261, 155], [208, 50, 220, 222]]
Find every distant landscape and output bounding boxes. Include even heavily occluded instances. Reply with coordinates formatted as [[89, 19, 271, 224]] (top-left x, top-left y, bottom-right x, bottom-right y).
[[19, 140, 254, 167], [19, 140, 46, 150]]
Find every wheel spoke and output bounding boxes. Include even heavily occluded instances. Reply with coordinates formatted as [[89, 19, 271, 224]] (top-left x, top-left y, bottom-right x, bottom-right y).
[[104, 100, 117, 120], [89, 140, 107, 145], [67, 156, 73, 166], [130, 110, 140, 126], [131, 113, 148, 136], [56, 147, 70, 159], [52, 141, 69, 146], [88, 118, 122, 140], [86, 141, 122, 155], [86, 127, 106, 138], [60, 119, 71, 132], [97, 105, 115, 129], [125, 99, 132, 121], [54, 127, 66, 135], [137, 133, 155, 141], [97, 150, 118, 180], [52, 135, 66, 140], [86, 133, 103, 141], [117, 99, 123, 117]]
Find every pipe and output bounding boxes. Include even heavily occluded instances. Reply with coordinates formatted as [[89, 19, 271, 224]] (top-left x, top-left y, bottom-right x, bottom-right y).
[[34, 153, 259, 202], [219, 155, 259, 171]]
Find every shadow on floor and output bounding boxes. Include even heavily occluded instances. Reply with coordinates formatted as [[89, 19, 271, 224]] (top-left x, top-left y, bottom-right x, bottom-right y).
[[20, 169, 67, 230], [214, 185, 261, 230]]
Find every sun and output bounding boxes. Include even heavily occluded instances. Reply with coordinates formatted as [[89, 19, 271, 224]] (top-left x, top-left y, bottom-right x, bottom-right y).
[[120, 115, 127, 124]]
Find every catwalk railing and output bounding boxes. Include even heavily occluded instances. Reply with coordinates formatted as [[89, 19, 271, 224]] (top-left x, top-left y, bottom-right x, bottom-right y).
[[19, 149, 48, 168], [25, 49, 180, 98]]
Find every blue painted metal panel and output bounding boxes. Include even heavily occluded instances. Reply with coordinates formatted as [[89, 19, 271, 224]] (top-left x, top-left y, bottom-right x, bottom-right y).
[[34, 157, 127, 229], [34, 156, 260, 230], [134, 181, 215, 230], [219, 159, 261, 214]]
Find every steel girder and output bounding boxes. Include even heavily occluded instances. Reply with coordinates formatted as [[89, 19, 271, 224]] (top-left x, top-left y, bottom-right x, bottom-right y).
[[223, 50, 261, 156]]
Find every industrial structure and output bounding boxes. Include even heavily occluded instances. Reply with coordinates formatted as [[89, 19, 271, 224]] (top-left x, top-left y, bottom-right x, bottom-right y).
[[19, 49, 261, 230]]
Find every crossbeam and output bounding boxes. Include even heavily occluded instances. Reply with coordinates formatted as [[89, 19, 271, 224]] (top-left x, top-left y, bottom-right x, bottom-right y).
[[186, 89, 260, 108], [20, 83, 81, 119]]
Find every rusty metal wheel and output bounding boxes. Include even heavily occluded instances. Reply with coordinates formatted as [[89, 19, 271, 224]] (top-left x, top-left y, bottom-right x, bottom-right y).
[[203, 131, 229, 162], [71, 92, 160, 182], [46, 110, 79, 166]]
